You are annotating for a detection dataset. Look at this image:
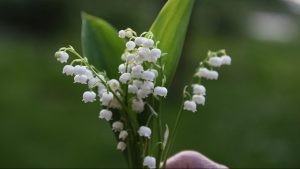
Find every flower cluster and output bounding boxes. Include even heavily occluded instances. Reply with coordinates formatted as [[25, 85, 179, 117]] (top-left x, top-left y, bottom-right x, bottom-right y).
[[183, 50, 231, 113], [55, 28, 168, 169]]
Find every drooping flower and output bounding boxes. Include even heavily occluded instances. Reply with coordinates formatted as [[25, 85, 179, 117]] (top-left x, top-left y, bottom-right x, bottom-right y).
[[192, 95, 205, 105], [183, 100, 197, 112], [138, 126, 152, 138], [132, 99, 145, 113], [82, 91, 96, 103], [101, 92, 114, 106], [62, 65, 74, 76], [192, 84, 206, 95], [74, 75, 88, 84], [143, 156, 156, 169], [55, 51, 69, 63], [154, 86, 168, 97], [117, 141, 127, 151], [207, 56, 223, 67], [119, 130, 128, 140], [112, 121, 124, 132], [99, 109, 113, 121]]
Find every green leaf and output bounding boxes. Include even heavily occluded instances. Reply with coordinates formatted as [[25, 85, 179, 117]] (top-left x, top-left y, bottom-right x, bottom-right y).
[[150, 0, 195, 86], [81, 12, 125, 79]]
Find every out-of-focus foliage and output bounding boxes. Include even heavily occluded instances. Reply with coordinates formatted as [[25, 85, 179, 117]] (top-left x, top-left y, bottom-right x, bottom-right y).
[[81, 13, 124, 79], [0, 0, 299, 168], [150, 0, 194, 86]]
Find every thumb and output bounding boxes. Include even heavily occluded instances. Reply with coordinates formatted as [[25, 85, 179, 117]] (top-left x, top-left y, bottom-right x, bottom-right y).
[[166, 150, 228, 169]]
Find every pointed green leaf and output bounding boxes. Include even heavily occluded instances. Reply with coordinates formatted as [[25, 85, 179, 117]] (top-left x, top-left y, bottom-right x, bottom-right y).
[[81, 12, 124, 78], [150, 0, 195, 86]]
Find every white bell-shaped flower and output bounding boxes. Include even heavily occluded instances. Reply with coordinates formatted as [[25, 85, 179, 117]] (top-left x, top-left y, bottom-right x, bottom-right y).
[[112, 121, 124, 132], [55, 51, 69, 63], [133, 80, 143, 89], [150, 48, 161, 58], [97, 83, 107, 97], [85, 69, 94, 79], [143, 156, 156, 169], [138, 126, 152, 138], [74, 65, 87, 75], [141, 81, 154, 90], [135, 37, 146, 46], [74, 75, 88, 84], [131, 65, 144, 78], [128, 85, 138, 94], [88, 77, 101, 89], [154, 86, 168, 97], [137, 89, 151, 99], [62, 65, 74, 76], [118, 30, 126, 38], [125, 31, 133, 38], [82, 91, 96, 103], [101, 92, 113, 106], [108, 79, 120, 92], [99, 109, 112, 121], [132, 98, 145, 113], [126, 41, 136, 50], [118, 64, 126, 73], [119, 73, 131, 84], [207, 70, 219, 80], [195, 67, 209, 78], [117, 141, 127, 151], [138, 47, 150, 57], [192, 95, 205, 105], [207, 56, 223, 67], [183, 100, 197, 112], [143, 39, 154, 48], [108, 98, 122, 110], [221, 55, 231, 65], [192, 84, 206, 95], [141, 70, 156, 81], [119, 130, 128, 140]]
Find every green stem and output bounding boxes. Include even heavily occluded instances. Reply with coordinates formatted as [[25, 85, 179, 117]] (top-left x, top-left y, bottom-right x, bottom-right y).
[[162, 101, 184, 168]]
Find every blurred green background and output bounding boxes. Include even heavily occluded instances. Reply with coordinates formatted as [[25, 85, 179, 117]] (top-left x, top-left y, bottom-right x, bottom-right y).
[[1, 0, 300, 168]]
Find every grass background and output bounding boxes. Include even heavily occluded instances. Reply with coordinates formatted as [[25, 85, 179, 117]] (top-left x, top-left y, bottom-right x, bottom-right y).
[[0, 0, 299, 168]]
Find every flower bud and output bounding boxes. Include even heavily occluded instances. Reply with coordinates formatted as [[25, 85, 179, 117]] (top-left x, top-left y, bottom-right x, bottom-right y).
[[112, 121, 124, 132], [117, 141, 127, 151], [125, 31, 133, 38], [132, 99, 145, 113], [119, 130, 128, 140], [118, 30, 126, 38]]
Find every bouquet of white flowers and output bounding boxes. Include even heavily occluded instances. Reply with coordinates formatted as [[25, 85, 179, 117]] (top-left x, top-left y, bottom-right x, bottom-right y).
[[54, 0, 231, 168]]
